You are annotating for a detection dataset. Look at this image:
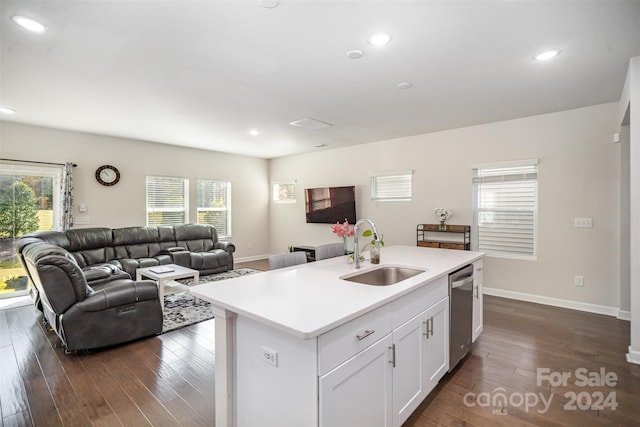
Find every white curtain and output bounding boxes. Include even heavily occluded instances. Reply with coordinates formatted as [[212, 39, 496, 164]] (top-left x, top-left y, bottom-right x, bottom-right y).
[[60, 162, 74, 230]]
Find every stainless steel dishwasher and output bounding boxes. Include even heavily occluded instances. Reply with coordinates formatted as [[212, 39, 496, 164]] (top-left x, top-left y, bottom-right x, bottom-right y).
[[448, 264, 474, 371]]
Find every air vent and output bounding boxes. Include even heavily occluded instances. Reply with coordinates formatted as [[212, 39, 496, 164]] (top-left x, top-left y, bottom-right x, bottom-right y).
[[289, 117, 333, 130]]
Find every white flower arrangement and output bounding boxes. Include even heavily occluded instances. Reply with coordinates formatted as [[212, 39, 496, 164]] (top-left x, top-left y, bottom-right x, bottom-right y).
[[435, 208, 452, 223]]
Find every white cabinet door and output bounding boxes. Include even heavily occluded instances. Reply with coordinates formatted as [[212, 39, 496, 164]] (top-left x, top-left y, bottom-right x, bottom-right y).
[[472, 259, 484, 342], [392, 311, 428, 427], [424, 297, 449, 392], [392, 296, 449, 427], [319, 335, 393, 427]]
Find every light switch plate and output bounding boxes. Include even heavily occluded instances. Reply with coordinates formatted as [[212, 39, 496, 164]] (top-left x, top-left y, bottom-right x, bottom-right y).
[[574, 218, 593, 228]]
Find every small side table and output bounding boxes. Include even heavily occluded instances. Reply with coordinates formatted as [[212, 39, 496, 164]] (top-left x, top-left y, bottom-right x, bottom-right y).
[[136, 264, 200, 312]]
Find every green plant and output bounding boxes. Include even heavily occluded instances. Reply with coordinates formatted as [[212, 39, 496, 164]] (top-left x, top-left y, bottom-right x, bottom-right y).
[[348, 229, 384, 262], [0, 181, 40, 238], [361, 229, 384, 252]]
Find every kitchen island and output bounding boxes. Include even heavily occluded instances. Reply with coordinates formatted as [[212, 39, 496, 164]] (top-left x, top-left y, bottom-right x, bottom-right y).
[[192, 245, 483, 427]]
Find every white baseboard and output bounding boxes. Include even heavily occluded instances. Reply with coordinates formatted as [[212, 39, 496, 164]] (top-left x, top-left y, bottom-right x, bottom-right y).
[[235, 254, 272, 263], [626, 346, 640, 365], [483, 287, 624, 319], [617, 310, 631, 321]]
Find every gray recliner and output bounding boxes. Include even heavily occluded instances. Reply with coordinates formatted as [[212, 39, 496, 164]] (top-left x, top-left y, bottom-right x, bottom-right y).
[[22, 243, 163, 352]]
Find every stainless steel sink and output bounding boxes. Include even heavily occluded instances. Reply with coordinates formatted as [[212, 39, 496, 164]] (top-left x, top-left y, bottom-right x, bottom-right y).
[[341, 266, 426, 286]]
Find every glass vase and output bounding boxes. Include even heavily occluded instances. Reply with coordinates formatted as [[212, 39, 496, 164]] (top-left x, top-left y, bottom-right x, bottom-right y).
[[439, 221, 447, 231], [370, 244, 380, 264], [342, 236, 348, 255]]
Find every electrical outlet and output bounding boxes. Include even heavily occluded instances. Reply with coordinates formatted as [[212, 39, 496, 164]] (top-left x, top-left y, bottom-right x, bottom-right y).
[[248, 242, 253, 249], [574, 218, 593, 228], [261, 346, 278, 367], [575, 275, 584, 287]]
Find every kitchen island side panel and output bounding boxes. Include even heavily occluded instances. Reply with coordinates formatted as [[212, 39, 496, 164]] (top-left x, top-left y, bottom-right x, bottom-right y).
[[235, 315, 319, 426]]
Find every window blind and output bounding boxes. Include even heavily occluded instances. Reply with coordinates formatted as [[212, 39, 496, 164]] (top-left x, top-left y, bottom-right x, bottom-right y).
[[473, 163, 537, 258], [371, 170, 412, 201], [197, 179, 231, 237], [146, 176, 188, 226]]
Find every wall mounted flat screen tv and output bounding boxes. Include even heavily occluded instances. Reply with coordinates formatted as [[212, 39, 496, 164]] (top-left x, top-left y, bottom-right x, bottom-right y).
[[305, 186, 356, 224]]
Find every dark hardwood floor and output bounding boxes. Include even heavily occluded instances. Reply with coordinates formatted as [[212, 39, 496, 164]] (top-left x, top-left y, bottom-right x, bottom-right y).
[[1, 260, 639, 426]]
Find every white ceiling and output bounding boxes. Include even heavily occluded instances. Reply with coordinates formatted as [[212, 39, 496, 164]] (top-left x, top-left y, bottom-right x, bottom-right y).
[[1, 1, 639, 159]]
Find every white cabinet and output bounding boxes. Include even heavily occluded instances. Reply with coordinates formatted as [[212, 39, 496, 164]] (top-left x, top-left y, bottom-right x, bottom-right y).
[[319, 335, 393, 427], [319, 277, 450, 427], [472, 259, 484, 342], [392, 297, 448, 427], [423, 297, 449, 390]]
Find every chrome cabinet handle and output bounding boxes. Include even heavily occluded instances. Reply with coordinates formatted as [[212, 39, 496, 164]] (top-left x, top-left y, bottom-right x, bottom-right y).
[[389, 344, 396, 368], [474, 284, 479, 299], [356, 330, 375, 341], [422, 317, 434, 338]]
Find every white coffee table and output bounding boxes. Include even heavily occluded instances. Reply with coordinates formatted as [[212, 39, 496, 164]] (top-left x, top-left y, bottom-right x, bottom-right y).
[[136, 264, 200, 312]]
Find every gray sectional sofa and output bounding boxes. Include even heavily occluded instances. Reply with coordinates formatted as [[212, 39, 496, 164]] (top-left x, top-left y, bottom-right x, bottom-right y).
[[16, 224, 235, 351]]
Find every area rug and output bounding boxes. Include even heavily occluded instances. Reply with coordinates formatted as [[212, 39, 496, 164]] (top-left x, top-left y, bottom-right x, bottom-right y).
[[162, 268, 261, 333]]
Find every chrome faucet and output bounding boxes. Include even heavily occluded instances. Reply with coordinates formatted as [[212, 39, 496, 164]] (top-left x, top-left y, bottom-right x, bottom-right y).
[[353, 218, 381, 269]]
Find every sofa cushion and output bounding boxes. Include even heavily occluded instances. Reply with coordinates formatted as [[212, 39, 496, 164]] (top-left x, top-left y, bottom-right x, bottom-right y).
[[189, 250, 229, 270], [113, 227, 162, 259], [174, 224, 217, 252], [120, 257, 165, 277], [83, 264, 131, 285], [23, 244, 92, 314], [65, 228, 114, 267]]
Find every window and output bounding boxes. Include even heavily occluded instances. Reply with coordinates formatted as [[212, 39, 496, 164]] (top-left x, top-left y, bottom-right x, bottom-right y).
[[371, 170, 413, 201], [0, 163, 62, 299], [272, 181, 296, 203], [197, 179, 231, 237], [146, 176, 188, 226], [472, 159, 538, 259]]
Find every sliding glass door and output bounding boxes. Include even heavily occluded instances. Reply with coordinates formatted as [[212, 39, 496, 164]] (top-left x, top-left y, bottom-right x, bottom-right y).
[[0, 163, 61, 300]]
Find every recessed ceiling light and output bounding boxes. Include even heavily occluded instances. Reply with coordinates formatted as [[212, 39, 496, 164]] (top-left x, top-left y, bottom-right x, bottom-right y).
[[249, 129, 260, 136], [535, 49, 561, 61], [347, 50, 364, 59], [397, 82, 413, 90], [368, 32, 392, 46], [11, 15, 47, 33], [0, 107, 16, 115]]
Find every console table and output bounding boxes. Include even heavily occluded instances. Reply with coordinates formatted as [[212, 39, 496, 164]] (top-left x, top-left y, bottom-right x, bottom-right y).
[[416, 224, 471, 250], [292, 245, 318, 262]]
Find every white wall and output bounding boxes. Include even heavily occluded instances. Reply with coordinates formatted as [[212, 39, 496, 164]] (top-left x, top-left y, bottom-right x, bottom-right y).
[[620, 56, 640, 364], [270, 103, 621, 310], [0, 121, 270, 260]]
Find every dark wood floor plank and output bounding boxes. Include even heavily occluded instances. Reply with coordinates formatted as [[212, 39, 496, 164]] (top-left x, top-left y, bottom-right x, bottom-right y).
[[2, 410, 32, 427], [79, 353, 152, 427], [0, 309, 12, 348], [0, 346, 30, 423], [55, 354, 121, 426], [101, 353, 180, 427], [2, 261, 640, 427]]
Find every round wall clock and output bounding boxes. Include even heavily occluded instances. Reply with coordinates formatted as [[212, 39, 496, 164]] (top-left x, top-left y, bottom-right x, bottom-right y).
[[95, 165, 120, 186]]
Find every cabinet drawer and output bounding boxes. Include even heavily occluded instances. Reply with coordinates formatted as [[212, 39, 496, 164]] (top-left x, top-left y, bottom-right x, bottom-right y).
[[318, 304, 392, 375], [391, 276, 448, 329]]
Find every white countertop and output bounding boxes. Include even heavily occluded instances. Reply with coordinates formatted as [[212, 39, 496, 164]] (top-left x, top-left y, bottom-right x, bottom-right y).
[[191, 245, 483, 339]]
